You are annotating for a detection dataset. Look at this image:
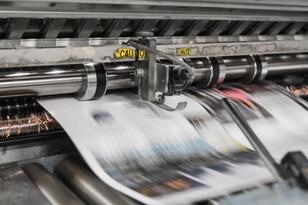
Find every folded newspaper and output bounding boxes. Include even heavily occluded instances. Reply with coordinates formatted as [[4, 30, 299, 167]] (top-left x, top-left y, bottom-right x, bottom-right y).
[[38, 83, 308, 205]]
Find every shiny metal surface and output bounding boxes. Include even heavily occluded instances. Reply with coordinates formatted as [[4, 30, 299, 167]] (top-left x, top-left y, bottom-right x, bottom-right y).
[[267, 58, 308, 75], [23, 163, 85, 205], [0, 64, 85, 98], [78, 63, 98, 100], [54, 156, 137, 205], [105, 63, 136, 90], [0, 166, 51, 205], [1, 0, 308, 21], [217, 57, 227, 84], [221, 56, 252, 80], [0, 63, 110, 99], [259, 55, 269, 80], [0, 53, 306, 99], [0, 138, 74, 165], [186, 58, 212, 86]]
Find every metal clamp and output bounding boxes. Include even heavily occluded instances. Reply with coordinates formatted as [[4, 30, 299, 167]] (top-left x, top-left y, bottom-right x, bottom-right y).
[[125, 39, 189, 111], [125, 39, 195, 81]]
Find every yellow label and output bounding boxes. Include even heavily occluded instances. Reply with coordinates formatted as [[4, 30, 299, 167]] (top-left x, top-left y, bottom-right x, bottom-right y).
[[176, 48, 192, 56], [114, 48, 146, 58]]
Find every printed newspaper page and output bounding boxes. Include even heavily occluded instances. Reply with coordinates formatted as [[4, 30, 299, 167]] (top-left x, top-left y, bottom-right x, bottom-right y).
[[39, 92, 273, 205], [208, 83, 308, 160]]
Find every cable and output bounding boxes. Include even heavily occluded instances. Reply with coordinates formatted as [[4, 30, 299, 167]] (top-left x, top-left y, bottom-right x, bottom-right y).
[[125, 40, 195, 81]]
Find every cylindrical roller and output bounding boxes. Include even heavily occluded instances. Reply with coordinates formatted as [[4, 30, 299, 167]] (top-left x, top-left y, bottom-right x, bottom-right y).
[[54, 156, 137, 205], [0, 53, 307, 98], [223, 56, 252, 80], [0, 64, 85, 97], [266, 56, 308, 75], [23, 163, 85, 205], [105, 62, 136, 90], [0, 63, 107, 100], [78, 63, 108, 100]]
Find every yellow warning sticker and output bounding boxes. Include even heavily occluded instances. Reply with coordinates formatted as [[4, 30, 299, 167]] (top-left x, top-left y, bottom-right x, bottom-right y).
[[114, 48, 146, 58], [176, 48, 192, 57]]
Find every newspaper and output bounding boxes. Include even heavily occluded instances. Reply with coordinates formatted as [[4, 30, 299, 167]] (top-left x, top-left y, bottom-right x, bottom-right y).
[[206, 83, 308, 160], [38, 84, 308, 205]]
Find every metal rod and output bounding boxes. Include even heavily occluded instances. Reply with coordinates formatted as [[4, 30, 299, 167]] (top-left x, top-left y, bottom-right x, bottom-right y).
[[23, 163, 86, 205], [103, 54, 308, 88], [54, 156, 137, 205], [0, 54, 306, 99], [0, 64, 86, 97], [104, 63, 136, 90], [267, 59, 308, 75], [221, 98, 283, 181]]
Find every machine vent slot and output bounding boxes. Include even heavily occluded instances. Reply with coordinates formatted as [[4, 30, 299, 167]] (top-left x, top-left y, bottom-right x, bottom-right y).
[[0, 18, 306, 39]]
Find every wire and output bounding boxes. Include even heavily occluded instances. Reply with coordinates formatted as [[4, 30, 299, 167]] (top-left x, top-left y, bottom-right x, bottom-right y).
[[125, 40, 195, 81]]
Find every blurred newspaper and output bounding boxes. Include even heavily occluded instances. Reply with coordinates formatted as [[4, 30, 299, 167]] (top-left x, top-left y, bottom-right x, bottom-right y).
[[38, 83, 308, 205]]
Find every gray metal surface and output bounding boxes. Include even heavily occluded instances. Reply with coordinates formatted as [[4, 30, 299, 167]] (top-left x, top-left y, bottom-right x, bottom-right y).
[[0, 138, 74, 165], [78, 62, 99, 100], [23, 163, 86, 205], [0, 37, 306, 66], [0, 2, 303, 40], [0, 53, 307, 98], [1, 1, 308, 21], [0, 64, 85, 98], [219, 181, 308, 205], [4, 0, 308, 11], [0, 166, 51, 205], [0, 63, 107, 99], [54, 156, 138, 205]]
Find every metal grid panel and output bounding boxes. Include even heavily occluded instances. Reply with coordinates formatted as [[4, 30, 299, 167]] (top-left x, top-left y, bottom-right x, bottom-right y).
[[0, 18, 307, 40]]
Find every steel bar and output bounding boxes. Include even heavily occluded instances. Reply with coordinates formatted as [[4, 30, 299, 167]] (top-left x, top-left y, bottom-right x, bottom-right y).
[[0, 166, 51, 205], [23, 163, 85, 205], [2, 2, 308, 21], [222, 98, 283, 181], [0, 53, 306, 98], [54, 156, 137, 205], [0, 64, 86, 98]]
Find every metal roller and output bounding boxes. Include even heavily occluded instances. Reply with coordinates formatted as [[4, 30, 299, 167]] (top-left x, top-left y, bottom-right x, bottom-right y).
[[104, 62, 136, 90], [54, 156, 137, 205], [0, 53, 306, 99], [0, 63, 107, 100], [23, 163, 85, 205], [189, 53, 308, 87]]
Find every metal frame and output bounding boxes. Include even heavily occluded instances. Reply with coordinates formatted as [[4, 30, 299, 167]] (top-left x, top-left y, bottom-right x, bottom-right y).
[[1, 1, 308, 21], [0, 37, 306, 67]]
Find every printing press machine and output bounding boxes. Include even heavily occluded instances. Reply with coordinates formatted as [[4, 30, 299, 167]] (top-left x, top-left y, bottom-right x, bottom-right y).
[[2, 0, 308, 204]]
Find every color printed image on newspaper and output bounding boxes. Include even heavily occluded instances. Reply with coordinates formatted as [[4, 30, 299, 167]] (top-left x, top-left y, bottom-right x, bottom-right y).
[[38, 83, 308, 205]]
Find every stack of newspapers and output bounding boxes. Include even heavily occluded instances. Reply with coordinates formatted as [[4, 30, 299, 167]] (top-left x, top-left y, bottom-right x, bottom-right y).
[[39, 83, 308, 205]]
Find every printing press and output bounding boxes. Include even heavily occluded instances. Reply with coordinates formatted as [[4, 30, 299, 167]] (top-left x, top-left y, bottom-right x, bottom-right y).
[[2, 1, 308, 205]]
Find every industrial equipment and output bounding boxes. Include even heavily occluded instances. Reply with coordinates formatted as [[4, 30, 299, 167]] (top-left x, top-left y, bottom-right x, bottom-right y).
[[2, 1, 308, 205]]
